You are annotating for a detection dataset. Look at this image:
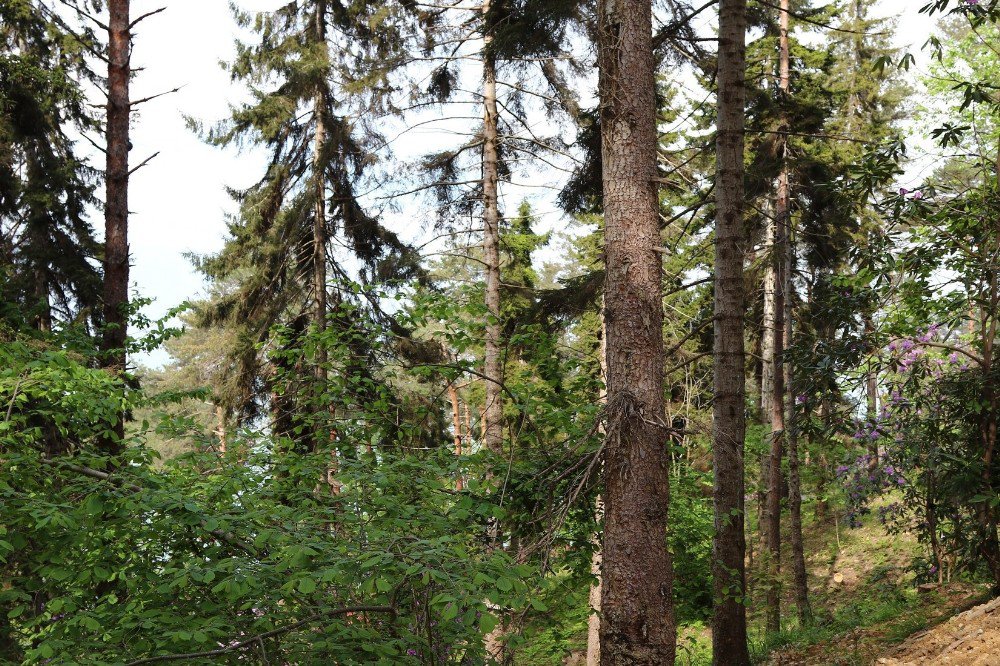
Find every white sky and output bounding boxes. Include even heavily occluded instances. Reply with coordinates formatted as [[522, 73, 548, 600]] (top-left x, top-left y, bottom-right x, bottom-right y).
[[122, 0, 939, 366]]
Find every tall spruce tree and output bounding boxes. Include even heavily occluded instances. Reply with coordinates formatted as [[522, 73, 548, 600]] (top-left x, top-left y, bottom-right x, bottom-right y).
[[595, 0, 676, 661], [713, 0, 751, 663], [197, 0, 421, 439], [0, 1, 101, 333]]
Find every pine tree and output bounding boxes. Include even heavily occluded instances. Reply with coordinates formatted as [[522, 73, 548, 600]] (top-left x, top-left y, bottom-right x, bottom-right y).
[[197, 0, 421, 438], [0, 1, 102, 333], [712, 0, 752, 663], [596, 0, 676, 661], [99, 0, 131, 456]]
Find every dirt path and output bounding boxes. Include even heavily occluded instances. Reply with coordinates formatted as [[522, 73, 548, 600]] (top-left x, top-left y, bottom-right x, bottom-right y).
[[878, 596, 1000, 665]]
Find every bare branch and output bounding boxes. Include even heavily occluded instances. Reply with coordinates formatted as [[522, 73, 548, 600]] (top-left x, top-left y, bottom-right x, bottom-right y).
[[128, 152, 160, 176], [129, 6, 167, 29], [129, 85, 185, 107]]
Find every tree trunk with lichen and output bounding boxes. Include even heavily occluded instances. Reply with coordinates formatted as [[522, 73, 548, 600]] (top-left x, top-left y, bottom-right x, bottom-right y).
[[482, 1, 503, 460], [763, 0, 791, 634]]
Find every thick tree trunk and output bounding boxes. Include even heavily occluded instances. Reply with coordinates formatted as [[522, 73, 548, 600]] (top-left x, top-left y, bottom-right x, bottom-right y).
[[482, 0, 503, 458], [712, 0, 751, 663], [596, 0, 675, 662], [100, 0, 131, 455]]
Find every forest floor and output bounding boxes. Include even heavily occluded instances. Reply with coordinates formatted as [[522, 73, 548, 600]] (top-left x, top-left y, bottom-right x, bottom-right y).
[[545, 498, 996, 665], [876, 595, 1000, 665], [755, 498, 994, 666], [762, 582, 988, 665]]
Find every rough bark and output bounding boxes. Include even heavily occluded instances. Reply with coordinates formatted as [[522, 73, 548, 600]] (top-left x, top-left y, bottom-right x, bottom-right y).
[[712, 0, 751, 663], [481, 5, 508, 660], [482, 0, 504, 458], [596, 0, 675, 661], [100, 0, 131, 455]]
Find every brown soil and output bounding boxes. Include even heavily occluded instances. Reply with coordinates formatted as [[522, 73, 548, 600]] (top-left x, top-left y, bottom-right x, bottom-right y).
[[877, 595, 1000, 665]]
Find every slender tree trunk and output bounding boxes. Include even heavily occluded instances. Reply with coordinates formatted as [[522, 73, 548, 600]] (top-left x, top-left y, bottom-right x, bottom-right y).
[[100, 0, 131, 455], [482, 0, 503, 458], [586, 306, 609, 666], [864, 314, 879, 467], [313, 0, 329, 427], [480, 7, 508, 660], [759, 208, 776, 552], [713, 0, 751, 663], [764, 0, 791, 633], [26, 156, 52, 333], [595, 0, 675, 662], [449, 382, 464, 491], [785, 232, 811, 628], [215, 403, 227, 455], [587, 496, 603, 666], [979, 298, 1000, 590]]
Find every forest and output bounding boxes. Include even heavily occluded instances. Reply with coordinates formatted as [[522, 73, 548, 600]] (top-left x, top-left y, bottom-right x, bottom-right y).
[[3, 0, 1000, 663]]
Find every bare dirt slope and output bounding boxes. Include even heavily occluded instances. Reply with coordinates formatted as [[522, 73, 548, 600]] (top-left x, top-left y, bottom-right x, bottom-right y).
[[878, 596, 1000, 665]]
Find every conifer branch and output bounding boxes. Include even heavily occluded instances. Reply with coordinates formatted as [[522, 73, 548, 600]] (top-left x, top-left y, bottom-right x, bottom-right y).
[[129, 7, 167, 29], [755, 0, 891, 36], [55, 0, 109, 30], [128, 152, 161, 176], [130, 85, 185, 107]]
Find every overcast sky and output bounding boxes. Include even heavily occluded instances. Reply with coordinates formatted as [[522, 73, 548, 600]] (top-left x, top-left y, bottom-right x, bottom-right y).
[[122, 0, 936, 366]]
